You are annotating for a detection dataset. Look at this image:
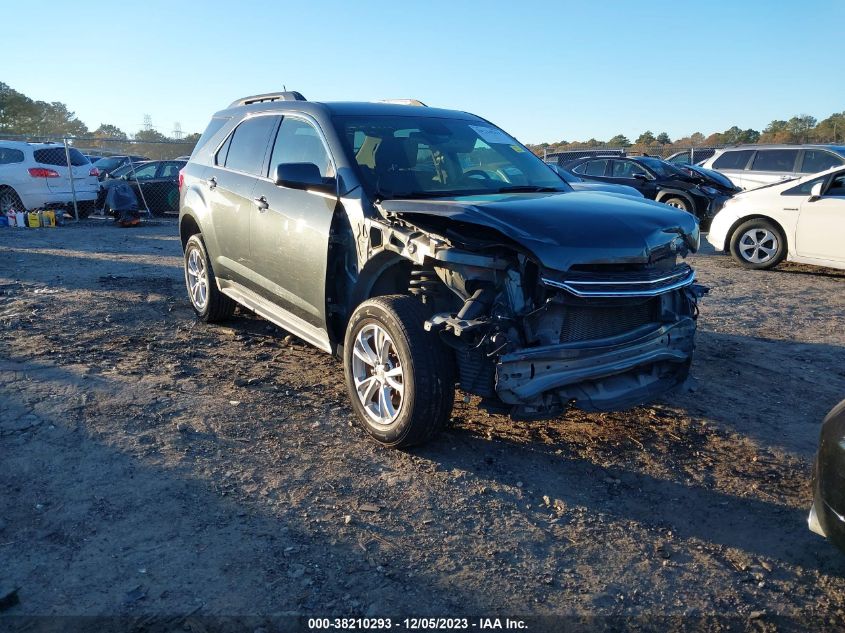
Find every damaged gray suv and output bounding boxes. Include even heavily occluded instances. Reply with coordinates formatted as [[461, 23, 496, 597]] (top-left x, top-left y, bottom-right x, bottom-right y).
[[179, 92, 705, 447]]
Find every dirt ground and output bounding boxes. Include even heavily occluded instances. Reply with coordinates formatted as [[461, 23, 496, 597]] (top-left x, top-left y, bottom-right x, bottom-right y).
[[2, 219, 845, 630]]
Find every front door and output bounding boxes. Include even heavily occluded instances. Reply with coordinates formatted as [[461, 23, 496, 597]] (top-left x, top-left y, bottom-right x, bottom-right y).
[[797, 171, 845, 263], [607, 159, 659, 198], [250, 115, 338, 328]]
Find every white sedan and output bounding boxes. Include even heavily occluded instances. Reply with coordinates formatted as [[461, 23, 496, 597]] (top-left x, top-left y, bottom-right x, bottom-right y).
[[707, 165, 845, 270]]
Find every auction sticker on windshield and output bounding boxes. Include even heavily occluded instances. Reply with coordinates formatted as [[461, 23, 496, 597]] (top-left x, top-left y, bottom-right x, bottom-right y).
[[469, 125, 517, 145]]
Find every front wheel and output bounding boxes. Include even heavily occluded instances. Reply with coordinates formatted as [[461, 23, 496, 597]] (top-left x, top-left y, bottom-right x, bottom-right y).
[[729, 219, 786, 270], [343, 295, 455, 448], [662, 196, 691, 212]]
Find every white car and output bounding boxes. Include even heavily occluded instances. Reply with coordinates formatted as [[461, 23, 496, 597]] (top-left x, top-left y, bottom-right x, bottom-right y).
[[700, 144, 845, 190], [0, 141, 99, 216], [707, 165, 845, 270]]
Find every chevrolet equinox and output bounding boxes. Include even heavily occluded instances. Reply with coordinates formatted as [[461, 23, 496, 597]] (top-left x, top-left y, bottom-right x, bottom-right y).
[[179, 92, 705, 447]]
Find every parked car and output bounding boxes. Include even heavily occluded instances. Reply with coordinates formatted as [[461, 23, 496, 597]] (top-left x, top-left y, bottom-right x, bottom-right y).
[[91, 155, 150, 181], [97, 160, 186, 216], [700, 144, 845, 190], [706, 164, 845, 270], [546, 163, 643, 197], [179, 91, 706, 447], [563, 154, 730, 229], [0, 140, 99, 217], [809, 398, 845, 553]]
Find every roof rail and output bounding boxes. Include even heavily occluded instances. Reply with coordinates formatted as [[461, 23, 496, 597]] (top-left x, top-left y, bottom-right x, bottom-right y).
[[379, 99, 428, 107], [229, 91, 307, 108]]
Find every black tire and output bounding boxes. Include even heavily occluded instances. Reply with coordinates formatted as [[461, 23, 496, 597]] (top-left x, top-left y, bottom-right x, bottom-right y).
[[662, 196, 691, 213], [343, 295, 455, 448], [0, 187, 25, 215], [183, 234, 236, 322], [729, 218, 786, 270]]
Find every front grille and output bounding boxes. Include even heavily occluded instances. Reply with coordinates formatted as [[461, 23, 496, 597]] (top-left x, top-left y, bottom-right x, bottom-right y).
[[542, 263, 695, 298], [559, 299, 660, 343]]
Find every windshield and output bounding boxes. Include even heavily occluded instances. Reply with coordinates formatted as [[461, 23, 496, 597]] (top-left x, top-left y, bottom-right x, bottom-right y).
[[637, 157, 685, 178], [93, 157, 125, 171], [109, 161, 146, 178], [334, 115, 569, 198]]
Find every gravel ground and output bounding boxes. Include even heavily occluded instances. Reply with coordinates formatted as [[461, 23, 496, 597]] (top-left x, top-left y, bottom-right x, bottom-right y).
[[2, 219, 845, 630]]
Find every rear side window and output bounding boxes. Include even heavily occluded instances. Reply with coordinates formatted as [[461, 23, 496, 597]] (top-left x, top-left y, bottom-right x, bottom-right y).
[[0, 148, 24, 164], [573, 159, 608, 176], [34, 147, 89, 166], [712, 150, 754, 171], [750, 149, 798, 172], [192, 117, 229, 158], [221, 115, 279, 175], [801, 150, 843, 173]]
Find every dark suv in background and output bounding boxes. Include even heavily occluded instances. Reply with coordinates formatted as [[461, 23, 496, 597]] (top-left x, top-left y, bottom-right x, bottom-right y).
[[562, 155, 733, 229], [179, 92, 706, 447]]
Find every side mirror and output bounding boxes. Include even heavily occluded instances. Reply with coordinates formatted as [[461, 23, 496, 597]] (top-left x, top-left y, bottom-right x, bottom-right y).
[[809, 182, 824, 201], [633, 173, 649, 181], [274, 162, 336, 194]]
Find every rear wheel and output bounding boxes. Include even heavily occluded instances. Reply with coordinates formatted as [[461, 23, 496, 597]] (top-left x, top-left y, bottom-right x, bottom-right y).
[[0, 188, 24, 215], [183, 234, 236, 321], [729, 218, 786, 270], [343, 295, 455, 448]]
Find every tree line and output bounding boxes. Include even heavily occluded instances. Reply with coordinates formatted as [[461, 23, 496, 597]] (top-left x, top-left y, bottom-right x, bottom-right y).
[[529, 112, 843, 156], [0, 82, 200, 159]]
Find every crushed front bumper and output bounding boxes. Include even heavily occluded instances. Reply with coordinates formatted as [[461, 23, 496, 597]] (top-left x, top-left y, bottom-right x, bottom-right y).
[[496, 317, 696, 414]]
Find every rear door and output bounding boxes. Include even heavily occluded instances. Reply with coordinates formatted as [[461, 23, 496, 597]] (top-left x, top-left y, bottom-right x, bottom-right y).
[[710, 149, 755, 189], [205, 114, 279, 282], [744, 148, 800, 189], [796, 170, 845, 263], [250, 114, 338, 329]]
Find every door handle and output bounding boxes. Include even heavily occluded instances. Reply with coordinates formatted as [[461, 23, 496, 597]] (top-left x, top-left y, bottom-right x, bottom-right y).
[[206, 176, 217, 189], [253, 196, 269, 211]]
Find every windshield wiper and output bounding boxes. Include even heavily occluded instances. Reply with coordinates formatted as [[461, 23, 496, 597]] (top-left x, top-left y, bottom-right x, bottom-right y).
[[496, 185, 564, 193]]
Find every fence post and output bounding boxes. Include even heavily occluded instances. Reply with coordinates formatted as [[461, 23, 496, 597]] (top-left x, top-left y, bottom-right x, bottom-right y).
[[63, 138, 80, 222]]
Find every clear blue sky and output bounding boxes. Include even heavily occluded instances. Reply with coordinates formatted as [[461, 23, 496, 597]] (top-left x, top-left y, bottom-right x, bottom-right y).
[[3, 0, 842, 144]]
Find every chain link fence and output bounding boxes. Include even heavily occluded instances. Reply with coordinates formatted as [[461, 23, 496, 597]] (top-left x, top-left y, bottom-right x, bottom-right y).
[[0, 134, 196, 222], [543, 145, 725, 167]]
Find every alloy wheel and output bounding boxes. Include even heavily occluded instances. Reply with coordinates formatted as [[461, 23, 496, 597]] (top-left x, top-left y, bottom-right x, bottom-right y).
[[351, 323, 404, 425], [739, 228, 779, 264], [186, 247, 209, 310]]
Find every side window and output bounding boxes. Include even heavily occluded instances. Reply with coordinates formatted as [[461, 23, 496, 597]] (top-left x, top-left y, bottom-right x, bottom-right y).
[[750, 149, 799, 172], [159, 162, 182, 178], [712, 150, 754, 170], [0, 148, 24, 164], [611, 160, 647, 178], [801, 150, 843, 174], [580, 160, 608, 177], [129, 163, 158, 180], [222, 115, 279, 175], [267, 117, 333, 178], [826, 174, 845, 197], [215, 135, 232, 167]]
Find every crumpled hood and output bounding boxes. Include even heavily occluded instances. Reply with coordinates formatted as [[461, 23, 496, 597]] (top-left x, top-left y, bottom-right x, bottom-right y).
[[379, 191, 700, 271]]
